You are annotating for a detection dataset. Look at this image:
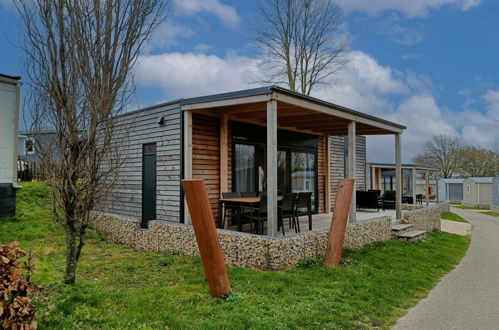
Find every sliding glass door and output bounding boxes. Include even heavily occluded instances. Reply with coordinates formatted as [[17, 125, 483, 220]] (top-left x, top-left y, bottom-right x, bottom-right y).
[[234, 144, 256, 192], [291, 151, 316, 212]]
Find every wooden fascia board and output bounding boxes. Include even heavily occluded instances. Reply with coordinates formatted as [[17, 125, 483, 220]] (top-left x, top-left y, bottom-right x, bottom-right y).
[[274, 92, 404, 134], [180, 94, 272, 111]]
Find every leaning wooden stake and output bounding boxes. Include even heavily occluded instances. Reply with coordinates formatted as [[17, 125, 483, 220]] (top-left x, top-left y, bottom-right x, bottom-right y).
[[181, 179, 231, 297], [324, 178, 355, 267]]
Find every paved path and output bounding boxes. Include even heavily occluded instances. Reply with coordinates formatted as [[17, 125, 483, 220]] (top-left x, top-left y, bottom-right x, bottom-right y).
[[393, 207, 499, 330]]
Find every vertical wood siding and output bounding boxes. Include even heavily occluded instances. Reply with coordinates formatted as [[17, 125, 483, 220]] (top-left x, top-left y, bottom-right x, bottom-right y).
[[192, 114, 221, 220]]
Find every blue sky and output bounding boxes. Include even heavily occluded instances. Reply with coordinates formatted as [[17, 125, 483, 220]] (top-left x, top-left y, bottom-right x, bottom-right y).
[[1, 0, 498, 162]]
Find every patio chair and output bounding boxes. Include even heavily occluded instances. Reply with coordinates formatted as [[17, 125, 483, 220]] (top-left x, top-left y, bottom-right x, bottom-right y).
[[416, 194, 423, 205], [380, 190, 396, 210], [279, 193, 297, 233], [240, 191, 258, 198], [221, 192, 241, 228], [245, 194, 285, 235], [296, 192, 312, 231], [356, 190, 381, 211]]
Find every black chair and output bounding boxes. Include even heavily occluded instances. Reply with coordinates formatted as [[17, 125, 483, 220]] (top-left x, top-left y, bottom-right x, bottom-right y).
[[240, 191, 258, 198], [416, 194, 423, 205], [221, 192, 241, 228], [381, 190, 396, 210], [356, 190, 381, 211], [296, 192, 312, 231], [245, 194, 285, 235], [279, 193, 297, 233]]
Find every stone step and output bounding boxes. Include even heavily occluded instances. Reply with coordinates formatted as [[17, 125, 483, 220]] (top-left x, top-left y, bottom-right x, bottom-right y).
[[390, 224, 414, 238], [397, 230, 426, 243]]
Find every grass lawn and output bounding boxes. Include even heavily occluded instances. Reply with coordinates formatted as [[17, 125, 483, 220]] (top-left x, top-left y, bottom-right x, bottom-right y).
[[480, 211, 499, 217], [452, 205, 489, 210], [1, 182, 470, 329], [441, 212, 469, 223]]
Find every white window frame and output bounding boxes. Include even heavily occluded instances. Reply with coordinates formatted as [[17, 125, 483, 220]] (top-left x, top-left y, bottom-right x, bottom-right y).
[[25, 138, 35, 155]]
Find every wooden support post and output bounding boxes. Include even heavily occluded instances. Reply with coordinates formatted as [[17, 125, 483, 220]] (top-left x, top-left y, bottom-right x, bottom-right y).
[[348, 121, 356, 222], [425, 169, 429, 206], [395, 133, 402, 219], [183, 111, 193, 224], [435, 171, 440, 203], [325, 136, 331, 213], [220, 115, 228, 194], [412, 169, 417, 205], [181, 179, 232, 297], [267, 99, 278, 237], [324, 178, 355, 267]]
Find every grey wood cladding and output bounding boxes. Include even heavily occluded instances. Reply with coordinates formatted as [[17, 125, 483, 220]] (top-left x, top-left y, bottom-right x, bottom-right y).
[[94, 102, 182, 222]]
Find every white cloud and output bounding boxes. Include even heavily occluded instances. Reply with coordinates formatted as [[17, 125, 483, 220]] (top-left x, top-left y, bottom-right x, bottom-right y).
[[342, 0, 482, 17], [135, 52, 262, 99], [145, 21, 195, 52], [134, 49, 496, 161], [172, 0, 241, 28], [378, 20, 425, 46]]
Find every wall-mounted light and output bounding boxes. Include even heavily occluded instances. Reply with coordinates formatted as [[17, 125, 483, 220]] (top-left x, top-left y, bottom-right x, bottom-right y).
[[158, 116, 165, 125]]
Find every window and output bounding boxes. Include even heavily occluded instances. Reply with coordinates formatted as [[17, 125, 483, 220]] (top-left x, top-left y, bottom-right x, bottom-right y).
[[25, 139, 34, 154]]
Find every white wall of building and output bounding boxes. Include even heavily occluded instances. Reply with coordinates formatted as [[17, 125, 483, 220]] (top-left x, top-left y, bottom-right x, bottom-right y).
[[0, 77, 20, 184]]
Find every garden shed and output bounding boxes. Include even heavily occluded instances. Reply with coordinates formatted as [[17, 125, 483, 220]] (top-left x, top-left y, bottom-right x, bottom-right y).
[[438, 178, 465, 203], [462, 177, 493, 208]]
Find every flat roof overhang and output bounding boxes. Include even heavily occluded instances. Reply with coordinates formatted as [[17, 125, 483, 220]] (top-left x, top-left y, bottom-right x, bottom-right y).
[[370, 163, 440, 171], [180, 86, 405, 136]]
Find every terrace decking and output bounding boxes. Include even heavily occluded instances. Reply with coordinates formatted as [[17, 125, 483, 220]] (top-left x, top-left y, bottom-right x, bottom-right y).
[[226, 209, 397, 237]]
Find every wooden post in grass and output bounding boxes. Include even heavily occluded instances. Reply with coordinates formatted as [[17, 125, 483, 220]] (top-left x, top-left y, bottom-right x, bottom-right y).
[[181, 179, 231, 297], [324, 178, 355, 267]]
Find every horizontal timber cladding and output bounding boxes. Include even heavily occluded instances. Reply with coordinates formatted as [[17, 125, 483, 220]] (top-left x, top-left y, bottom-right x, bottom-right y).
[[94, 102, 182, 222], [329, 136, 367, 206], [192, 113, 221, 220]]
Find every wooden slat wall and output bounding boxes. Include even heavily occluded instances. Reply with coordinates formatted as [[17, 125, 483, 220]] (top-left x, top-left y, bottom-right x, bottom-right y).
[[317, 136, 326, 213], [192, 114, 221, 220], [94, 103, 182, 222]]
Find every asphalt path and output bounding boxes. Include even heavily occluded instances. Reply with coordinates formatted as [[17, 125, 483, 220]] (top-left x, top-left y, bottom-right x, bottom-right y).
[[393, 207, 499, 330]]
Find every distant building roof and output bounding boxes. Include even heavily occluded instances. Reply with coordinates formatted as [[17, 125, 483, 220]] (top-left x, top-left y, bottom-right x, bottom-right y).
[[466, 177, 494, 183], [440, 178, 466, 184]]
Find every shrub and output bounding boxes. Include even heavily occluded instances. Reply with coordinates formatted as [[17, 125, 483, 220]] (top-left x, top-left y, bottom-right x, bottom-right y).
[[0, 241, 38, 329]]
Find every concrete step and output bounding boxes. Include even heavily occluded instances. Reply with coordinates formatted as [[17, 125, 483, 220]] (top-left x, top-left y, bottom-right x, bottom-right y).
[[397, 230, 426, 243], [390, 224, 414, 238]]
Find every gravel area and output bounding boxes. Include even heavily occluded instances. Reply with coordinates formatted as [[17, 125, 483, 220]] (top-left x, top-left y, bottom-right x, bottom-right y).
[[440, 219, 472, 236]]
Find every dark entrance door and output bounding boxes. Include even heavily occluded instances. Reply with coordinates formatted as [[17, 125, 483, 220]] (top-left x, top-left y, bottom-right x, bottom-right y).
[[142, 143, 157, 228]]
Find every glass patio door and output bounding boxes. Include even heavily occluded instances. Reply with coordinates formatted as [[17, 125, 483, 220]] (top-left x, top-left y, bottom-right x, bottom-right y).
[[291, 151, 316, 212]]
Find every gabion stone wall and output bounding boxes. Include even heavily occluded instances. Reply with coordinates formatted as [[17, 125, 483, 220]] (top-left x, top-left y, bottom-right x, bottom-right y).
[[400, 202, 449, 232], [91, 202, 449, 271], [91, 212, 391, 270]]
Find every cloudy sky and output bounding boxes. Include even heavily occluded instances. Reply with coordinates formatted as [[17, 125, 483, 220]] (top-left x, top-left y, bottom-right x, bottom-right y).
[[1, 0, 498, 162]]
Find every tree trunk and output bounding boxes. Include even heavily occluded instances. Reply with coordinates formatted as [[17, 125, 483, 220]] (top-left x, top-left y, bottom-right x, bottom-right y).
[[64, 226, 79, 284]]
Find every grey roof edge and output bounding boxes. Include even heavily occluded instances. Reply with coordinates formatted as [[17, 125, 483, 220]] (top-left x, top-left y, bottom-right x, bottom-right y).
[[369, 162, 440, 169], [113, 99, 182, 119], [0, 73, 21, 85], [466, 177, 494, 183], [180, 85, 406, 130]]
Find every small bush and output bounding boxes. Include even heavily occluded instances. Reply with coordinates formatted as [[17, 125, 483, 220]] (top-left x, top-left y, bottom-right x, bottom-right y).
[[0, 241, 38, 329]]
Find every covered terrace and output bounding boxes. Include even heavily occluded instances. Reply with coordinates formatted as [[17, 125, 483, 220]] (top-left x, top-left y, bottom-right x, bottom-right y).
[[180, 86, 406, 237]]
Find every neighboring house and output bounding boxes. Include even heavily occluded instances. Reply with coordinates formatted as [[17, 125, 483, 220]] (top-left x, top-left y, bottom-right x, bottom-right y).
[[438, 178, 465, 202], [18, 130, 59, 163], [94, 86, 405, 234], [462, 177, 493, 208], [491, 176, 499, 212], [0, 73, 21, 217], [367, 163, 439, 203]]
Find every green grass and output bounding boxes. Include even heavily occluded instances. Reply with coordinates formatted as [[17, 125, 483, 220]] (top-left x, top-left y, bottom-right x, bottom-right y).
[[480, 211, 499, 217], [441, 212, 469, 223], [453, 205, 489, 210], [1, 182, 470, 329]]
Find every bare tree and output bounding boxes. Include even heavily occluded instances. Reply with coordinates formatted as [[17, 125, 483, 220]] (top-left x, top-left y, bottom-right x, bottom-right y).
[[252, 0, 349, 95], [412, 134, 462, 178], [16, 0, 165, 284], [455, 146, 495, 177]]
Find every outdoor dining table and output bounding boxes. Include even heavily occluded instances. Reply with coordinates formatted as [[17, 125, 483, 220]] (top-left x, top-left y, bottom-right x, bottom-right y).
[[218, 196, 283, 229]]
